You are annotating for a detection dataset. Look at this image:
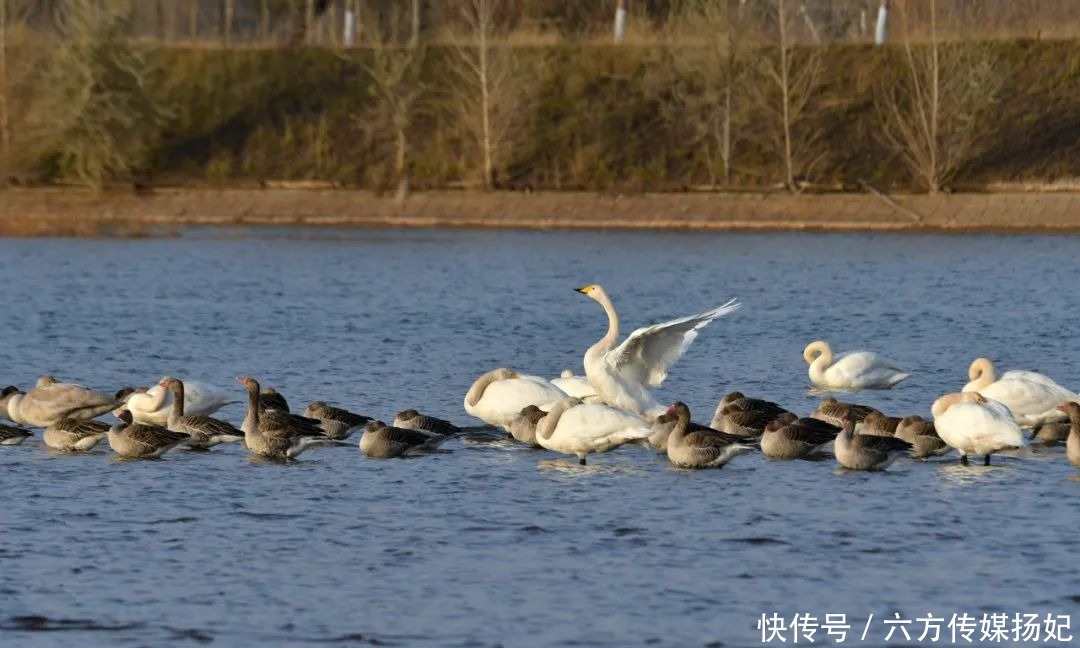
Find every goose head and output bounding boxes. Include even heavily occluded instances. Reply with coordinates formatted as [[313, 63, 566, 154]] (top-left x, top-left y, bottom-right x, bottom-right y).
[[364, 420, 387, 433], [116, 409, 134, 425], [396, 409, 420, 421], [719, 391, 745, 408], [774, 412, 797, 425], [1057, 402, 1080, 422], [235, 376, 261, 394], [0, 386, 23, 420]]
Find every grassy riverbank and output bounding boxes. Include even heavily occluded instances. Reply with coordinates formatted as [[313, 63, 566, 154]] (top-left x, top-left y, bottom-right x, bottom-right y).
[[2, 37, 1078, 193]]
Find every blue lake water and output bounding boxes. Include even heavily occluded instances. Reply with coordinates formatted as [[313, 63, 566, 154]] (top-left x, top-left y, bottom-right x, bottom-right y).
[[0, 229, 1078, 647]]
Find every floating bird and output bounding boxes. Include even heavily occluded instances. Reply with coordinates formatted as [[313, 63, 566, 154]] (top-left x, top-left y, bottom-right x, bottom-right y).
[[107, 410, 190, 459], [237, 377, 334, 460], [0, 376, 119, 427], [834, 414, 912, 470], [304, 401, 372, 440], [549, 370, 600, 402], [932, 392, 1025, 466], [576, 284, 740, 420], [259, 387, 291, 413], [1031, 421, 1070, 443], [760, 416, 839, 460], [508, 405, 546, 445], [665, 402, 752, 469], [117, 377, 238, 426], [713, 405, 789, 438], [0, 423, 32, 445], [534, 397, 651, 465], [811, 397, 875, 428], [894, 415, 950, 459], [464, 368, 567, 430], [803, 341, 909, 390], [651, 411, 736, 452], [858, 410, 901, 437], [43, 419, 110, 452], [962, 357, 1080, 427], [359, 420, 447, 458], [1060, 403, 1080, 469], [161, 378, 244, 449], [394, 409, 460, 437]]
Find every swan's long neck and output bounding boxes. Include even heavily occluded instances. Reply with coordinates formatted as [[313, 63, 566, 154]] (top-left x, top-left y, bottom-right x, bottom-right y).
[[808, 344, 833, 384], [931, 393, 967, 418], [967, 359, 996, 391], [536, 401, 568, 441], [465, 371, 500, 407], [147, 386, 169, 412], [596, 292, 620, 352]]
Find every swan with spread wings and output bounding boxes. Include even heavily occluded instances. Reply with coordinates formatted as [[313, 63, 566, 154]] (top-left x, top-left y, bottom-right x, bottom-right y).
[[575, 284, 741, 420]]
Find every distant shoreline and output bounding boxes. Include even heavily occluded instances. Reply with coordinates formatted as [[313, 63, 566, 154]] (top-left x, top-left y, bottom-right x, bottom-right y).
[[1, 187, 1079, 237]]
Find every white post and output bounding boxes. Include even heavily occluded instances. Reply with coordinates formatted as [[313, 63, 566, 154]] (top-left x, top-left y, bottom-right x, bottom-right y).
[[344, 7, 356, 46], [613, 0, 627, 44], [874, 0, 888, 45]]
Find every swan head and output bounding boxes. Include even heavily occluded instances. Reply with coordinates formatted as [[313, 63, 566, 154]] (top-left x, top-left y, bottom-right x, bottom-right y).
[[802, 341, 830, 365], [560, 369, 574, 378], [489, 368, 518, 380], [575, 284, 607, 303], [36, 375, 57, 387]]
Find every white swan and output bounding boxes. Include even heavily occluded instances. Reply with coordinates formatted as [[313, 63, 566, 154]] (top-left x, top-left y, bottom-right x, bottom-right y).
[[534, 397, 651, 465], [961, 357, 1079, 427], [121, 377, 239, 426], [803, 341, 909, 391], [464, 368, 568, 431], [549, 369, 600, 402], [576, 284, 740, 420], [932, 392, 1025, 466]]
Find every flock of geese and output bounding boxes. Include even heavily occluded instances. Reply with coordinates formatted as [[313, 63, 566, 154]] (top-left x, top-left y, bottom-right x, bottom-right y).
[[1, 284, 1079, 473]]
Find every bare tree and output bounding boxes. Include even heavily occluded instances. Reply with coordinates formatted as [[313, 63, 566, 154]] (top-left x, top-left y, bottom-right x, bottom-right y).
[[339, 7, 424, 199], [665, 0, 749, 187], [0, 0, 8, 164], [446, 0, 533, 189], [876, 0, 1001, 192], [31, 0, 167, 188], [751, 0, 822, 191]]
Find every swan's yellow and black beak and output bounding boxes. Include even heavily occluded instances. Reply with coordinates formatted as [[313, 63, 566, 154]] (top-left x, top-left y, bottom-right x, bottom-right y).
[[575, 285, 595, 295]]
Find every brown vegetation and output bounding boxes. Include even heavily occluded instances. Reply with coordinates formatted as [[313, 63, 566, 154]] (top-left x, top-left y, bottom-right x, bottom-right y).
[[0, 2, 1077, 194]]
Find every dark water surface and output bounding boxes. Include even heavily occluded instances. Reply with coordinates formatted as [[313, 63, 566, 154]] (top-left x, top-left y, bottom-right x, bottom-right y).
[[1, 230, 1078, 647]]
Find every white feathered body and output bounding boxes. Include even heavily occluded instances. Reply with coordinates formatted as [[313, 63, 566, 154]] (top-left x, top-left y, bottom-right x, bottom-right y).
[[549, 375, 600, 402], [962, 371, 1078, 427], [124, 380, 239, 426], [809, 351, 909, 391], [535, 401, 650, 459], [463, 375, 567, 430], [933, 397, 1025, 458]]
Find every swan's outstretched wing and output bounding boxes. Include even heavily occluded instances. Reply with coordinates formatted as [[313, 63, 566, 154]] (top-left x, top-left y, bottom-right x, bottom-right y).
[[603, 299, 741, 387]]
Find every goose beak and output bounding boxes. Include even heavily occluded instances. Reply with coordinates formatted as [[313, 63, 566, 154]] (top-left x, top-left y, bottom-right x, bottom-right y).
[[1057, 404, 1068, 412]]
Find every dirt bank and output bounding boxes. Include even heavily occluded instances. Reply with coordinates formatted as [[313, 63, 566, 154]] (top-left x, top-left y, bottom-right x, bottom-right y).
[[1, 188, 1079, 237]]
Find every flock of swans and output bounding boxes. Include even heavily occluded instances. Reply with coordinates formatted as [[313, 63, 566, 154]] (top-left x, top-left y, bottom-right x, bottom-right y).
[[1, 284, 1079, 473]]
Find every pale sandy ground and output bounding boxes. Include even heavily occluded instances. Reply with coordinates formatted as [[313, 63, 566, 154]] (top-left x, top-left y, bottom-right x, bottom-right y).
[[1, 188, 1079, 236]]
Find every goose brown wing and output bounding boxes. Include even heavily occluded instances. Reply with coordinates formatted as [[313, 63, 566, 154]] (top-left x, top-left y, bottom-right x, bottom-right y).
[[127, 423, 188, 449], [783, 424, 837, 447], [180, 415, 242, 437], [53, 418, 110, 439], [853, 433, 912, 453], [682, 429, 743, 448]]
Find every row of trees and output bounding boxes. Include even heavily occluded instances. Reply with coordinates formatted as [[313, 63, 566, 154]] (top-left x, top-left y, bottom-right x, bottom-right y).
[[0, 0, 1005, 194]]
